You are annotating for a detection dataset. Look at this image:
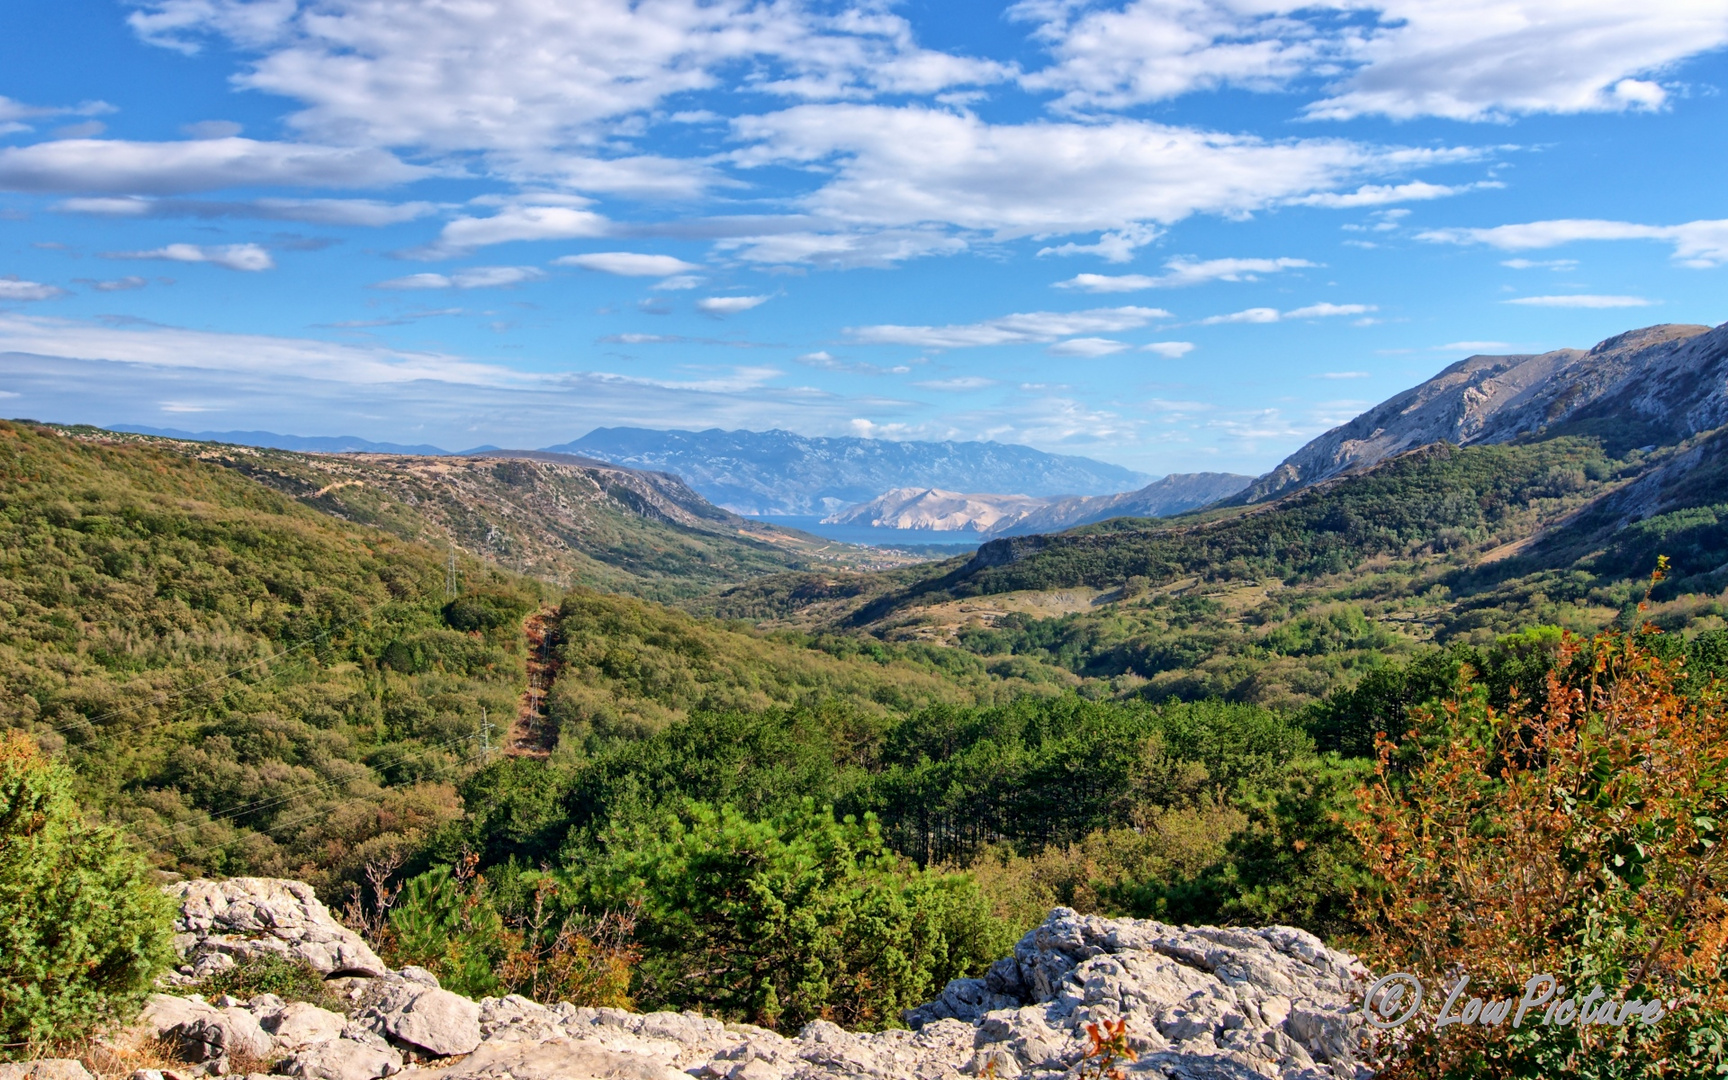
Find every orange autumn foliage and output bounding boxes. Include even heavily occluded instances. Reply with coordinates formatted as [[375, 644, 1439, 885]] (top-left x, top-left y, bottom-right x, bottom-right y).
[[1351, 623, 1728, 1077]]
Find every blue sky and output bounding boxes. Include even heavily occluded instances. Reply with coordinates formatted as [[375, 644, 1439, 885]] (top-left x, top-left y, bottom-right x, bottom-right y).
[[1, 0, 1725, 477]]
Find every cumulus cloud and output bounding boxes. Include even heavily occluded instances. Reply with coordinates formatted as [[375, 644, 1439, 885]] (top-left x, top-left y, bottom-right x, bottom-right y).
[[733, 105, 1468, 242], [697, 295, 771, 314], [104, 243, 275, 272], [420, 201, 611, 256], [1201, 302, 1373, 324], [1418, 218, 1728, 267], [1502, 294, 1654, 308], [374, 266, 544, 289], [553, 252, 701, 276], [0, 137, 422, 194], [849, 306, 1170, 348], [1055, 257, 1315, 292], [1014, 0, 1728, 122], [796, 351, 911, 375], [127, 0, 1007, 154], [55, 195, 439, 227], [0, 277, 68, 302]]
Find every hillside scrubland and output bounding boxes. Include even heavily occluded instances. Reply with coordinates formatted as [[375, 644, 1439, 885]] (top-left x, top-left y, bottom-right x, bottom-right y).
[[9, 316, 1728, 1076]]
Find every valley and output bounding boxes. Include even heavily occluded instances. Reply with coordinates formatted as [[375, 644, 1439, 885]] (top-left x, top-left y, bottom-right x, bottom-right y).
[[7, 319, 1728, 1072]]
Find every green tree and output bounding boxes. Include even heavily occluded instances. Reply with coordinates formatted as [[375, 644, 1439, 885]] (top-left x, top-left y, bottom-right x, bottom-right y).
[[0, 733, 175, 1053], [578, 799, 1011, 1030]]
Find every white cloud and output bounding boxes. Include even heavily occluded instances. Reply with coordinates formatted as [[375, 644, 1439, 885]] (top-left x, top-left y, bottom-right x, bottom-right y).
[[424, 202, 611, 256], [553, 252, 701, 276], [54, 195, 440, 226], [1141, 341, 1196, 358], [1502, 294, 1654, 308], [716, 229, 968, 268], [849, 306, 1170, 348], [1201, 302, 1373, 324], [0, 137, 421, 194], [1501, 258, 1577, 271], [1014, 0, 1728, 122], [697, 295, 771, 314], [1417, 218, 1728, 267], [796, 351, 912, 375], [0, 312, 529, 386], [1291, 181, 1500, 208], [914, 376, 998, 390], [1286, 302, 1373, 318], [76, 276, 152, 293], [654, 274, 705, 291], [375, 266, 544, 290], [1055, 257, 1315, 292], [128, 0, 1006, 155], [734, 105, 1467, 241], [104, 243, 275, 272], [1048, 337, 1131, 357], [0, 278, 68, 302], [1203, 307, 1282, 325], [1037, 224, 1161, 264]]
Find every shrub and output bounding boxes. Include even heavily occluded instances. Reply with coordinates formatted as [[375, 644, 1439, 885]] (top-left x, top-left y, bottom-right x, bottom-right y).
[[0, 733, 176, 1054], [383, 857, 637, 1008], [578, 799, 1013, 1030], [1353, 630, 1728, 1078], [203, 953, 339, 1012]]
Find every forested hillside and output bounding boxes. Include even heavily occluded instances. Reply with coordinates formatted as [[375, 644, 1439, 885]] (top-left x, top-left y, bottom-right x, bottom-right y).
[[75, 427, 924, 602], [0, 422, 1023, 895]]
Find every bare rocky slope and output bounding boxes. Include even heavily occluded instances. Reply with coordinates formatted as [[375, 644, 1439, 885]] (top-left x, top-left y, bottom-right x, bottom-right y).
[[74, 878, 1371, 1080], [821, 475, 1253, 537], [1241, 321, 1728, 503]]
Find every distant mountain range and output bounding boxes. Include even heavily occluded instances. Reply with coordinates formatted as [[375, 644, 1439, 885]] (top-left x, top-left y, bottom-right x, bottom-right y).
[[823, 472, 1254, 536], [548, 427, 1152, 515], [1240, 322, 1727, 503]]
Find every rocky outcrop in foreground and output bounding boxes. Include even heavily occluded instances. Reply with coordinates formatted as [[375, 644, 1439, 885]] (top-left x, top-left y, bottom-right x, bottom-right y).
[[97, 878, 1371, 1080]]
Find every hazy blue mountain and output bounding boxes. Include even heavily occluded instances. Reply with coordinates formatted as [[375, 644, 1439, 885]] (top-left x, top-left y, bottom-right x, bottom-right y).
[[549, 427, 1153, 515], [111, 425, 458, 456]]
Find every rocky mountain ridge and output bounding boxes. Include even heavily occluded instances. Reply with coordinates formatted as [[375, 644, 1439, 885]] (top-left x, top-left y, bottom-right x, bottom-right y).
[[77, 877, 1370, 1080], [822, 474, 1254, 537], [552, 428, 1152, 516], [1242, 321, 1727, 503]]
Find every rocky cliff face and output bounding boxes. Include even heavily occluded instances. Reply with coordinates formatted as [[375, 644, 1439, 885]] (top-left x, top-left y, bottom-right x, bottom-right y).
[[102, 878, 1372, 1080], [822, 475, 1253, 537], [821, 488, 1055, 532], [552, 428, 1152, 516], [1242, 321, 1727, 503]]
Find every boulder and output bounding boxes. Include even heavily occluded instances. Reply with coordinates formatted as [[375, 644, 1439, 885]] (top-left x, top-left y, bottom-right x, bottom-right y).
[[353, 981, 482, 1057], [905, 909, 1370, 1080], [136, 994, 275, 1065], [278, 1036, 403, 1080], [168, 878, 387, 979], [262, 1001, 348, 1048]]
